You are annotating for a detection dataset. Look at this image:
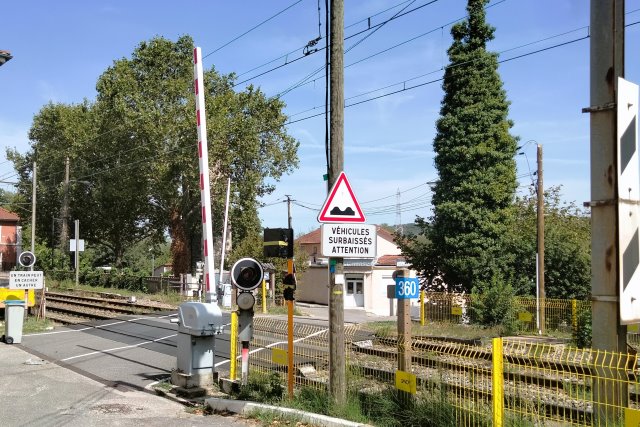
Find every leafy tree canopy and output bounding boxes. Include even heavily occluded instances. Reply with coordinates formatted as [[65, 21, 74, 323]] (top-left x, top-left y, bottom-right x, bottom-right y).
[[400, 0, 518, 293], [8, 35, 299, 273]]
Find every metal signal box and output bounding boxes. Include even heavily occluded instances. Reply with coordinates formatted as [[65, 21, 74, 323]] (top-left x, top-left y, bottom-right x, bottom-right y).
[[173, 302, 224, 387]]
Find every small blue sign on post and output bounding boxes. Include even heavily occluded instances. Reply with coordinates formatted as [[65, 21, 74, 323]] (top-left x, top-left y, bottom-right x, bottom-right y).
[[395, 277, 420, 299]]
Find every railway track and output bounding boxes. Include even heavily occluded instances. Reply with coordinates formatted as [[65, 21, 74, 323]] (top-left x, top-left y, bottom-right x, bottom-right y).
[[41, 291, 176, 325], [30, 294, 636, 424], [247, 318, 638, 425]]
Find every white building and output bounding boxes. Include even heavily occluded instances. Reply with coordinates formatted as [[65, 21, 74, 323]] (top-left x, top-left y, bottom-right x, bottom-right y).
[[296, 225, 419, 316]]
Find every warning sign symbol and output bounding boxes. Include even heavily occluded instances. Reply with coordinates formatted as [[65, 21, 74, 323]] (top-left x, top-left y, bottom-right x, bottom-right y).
[[317, 172, 366, 223]]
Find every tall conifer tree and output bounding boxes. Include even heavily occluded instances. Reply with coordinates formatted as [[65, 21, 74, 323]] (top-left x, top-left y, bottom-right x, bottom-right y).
[[403, 0, 518, 292]]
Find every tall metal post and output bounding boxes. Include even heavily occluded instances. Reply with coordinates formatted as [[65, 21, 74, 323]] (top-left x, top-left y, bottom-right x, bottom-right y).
[[74, 219, 80, 287], [589, 0, 625, 354], [328, 0, 346, 406], [60, 157, 70, 254], [536, 144, 545, 333], [286, 195, 295, 398], [31, 162, 37, 271], [588, 0, 626, 419]]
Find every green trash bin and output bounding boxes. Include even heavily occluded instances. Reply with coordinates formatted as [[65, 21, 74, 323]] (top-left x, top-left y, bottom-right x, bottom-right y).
[[3, 300, 25, 344]]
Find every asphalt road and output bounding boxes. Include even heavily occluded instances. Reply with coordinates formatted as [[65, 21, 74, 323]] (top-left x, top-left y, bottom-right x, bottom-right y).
[[18, 305, 390, 392], [21, 311, 234, 390]]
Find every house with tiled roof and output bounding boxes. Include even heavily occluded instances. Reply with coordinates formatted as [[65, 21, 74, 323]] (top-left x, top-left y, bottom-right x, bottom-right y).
[[0, 207, 20, 271], [296, 225, 419, 316]]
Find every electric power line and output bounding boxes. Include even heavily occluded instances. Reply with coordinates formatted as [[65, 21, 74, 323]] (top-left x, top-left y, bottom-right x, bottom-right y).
[[203, 0, 304, 59]]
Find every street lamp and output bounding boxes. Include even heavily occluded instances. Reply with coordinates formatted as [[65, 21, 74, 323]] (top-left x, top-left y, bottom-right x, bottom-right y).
[[0, 50, 13, 67]]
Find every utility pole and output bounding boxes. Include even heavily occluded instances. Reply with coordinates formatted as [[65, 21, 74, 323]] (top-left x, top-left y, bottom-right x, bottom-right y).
[[74, 219, 80, 287], [589, 0, 625, 355], [31, 162, 36, 271], [328, 0, 346, 406], [285, 194, 295, 398], [536, 144, 545, 334], [286, 195, 293, 230], [587, 0, 626, 419], [60, 157, 70, 255]]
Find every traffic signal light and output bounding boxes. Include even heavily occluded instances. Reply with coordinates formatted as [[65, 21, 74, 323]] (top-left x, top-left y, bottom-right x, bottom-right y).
[[282, 272, 296, 301], [282, 273, 296, 289], [231, 258, 264, 291], [263, 228, 293, 258], [18, 251, 36, 268]]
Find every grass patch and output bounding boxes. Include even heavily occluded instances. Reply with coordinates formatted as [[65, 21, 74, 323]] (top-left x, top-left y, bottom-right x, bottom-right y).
[[246, 409, 319, 427], [366, 320, 504, 340], [47, 279, 185, 306], [231, 372, 483, 427], [23, 316, 55, 333], [260, 305, 305, 316]]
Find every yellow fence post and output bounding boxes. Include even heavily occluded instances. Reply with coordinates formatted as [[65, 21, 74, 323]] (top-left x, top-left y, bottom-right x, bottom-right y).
[[262, 278, 267, 314], [230, 310, 238, 380], [571, 299, 577, 335], [420, 289, 425, 326], [492, 337, 504, 427]]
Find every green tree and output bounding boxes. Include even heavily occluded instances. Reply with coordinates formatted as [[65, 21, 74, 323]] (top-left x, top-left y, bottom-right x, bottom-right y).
[[94, 35, 298, 274], [7, 101, 99, 266], [506, 186, 591, 299], [402, 0, 518, 292], [8, 35, 299, 273]]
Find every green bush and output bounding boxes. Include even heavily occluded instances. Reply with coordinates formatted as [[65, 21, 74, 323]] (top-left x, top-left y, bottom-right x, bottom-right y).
[[573, 306, 592, 348], [469, 275, 519, 335]]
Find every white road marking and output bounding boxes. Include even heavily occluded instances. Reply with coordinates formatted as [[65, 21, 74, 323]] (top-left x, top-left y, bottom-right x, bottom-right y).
[[25, 314, 178, 336], [60, 333, 177, 362], [214, 327, 328, 367]]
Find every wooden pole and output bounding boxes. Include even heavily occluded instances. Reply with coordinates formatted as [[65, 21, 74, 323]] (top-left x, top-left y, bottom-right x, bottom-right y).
[[397, 270, 411, 372], [328, 0, 346, 407], [536, 144, 545, 334]]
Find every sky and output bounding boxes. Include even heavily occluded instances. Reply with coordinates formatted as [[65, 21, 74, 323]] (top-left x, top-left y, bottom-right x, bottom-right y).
[[1, 0, 639, 237]]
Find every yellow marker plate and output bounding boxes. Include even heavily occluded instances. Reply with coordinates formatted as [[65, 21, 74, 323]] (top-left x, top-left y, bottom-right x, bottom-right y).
[[625, 407, 640, 426], [518, 312, 533, 322], [451, 306, 463, 316], [272, 348, 288, 365], [395, 370, 416, 394]]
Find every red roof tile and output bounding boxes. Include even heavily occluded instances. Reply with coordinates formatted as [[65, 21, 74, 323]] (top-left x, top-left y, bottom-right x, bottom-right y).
[[297, 228, 321, 244], [0, 207, 19, 221], [376, 254, 406, 266]]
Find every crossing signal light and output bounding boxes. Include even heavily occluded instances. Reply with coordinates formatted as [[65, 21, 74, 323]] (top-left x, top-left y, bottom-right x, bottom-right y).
[[263, 228, 293, 258], [282, 273, 296, 301], [18, 251, 36, 268], [231, 258, 264, 291]]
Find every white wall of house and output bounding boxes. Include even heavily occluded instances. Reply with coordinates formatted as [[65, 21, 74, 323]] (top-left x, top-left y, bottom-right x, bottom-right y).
[[298, 265, 329, 304], [377, 238, 401, 257], [296, 227, 419, 316]]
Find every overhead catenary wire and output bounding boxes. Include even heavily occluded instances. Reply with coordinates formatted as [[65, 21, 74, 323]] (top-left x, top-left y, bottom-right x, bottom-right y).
[[275, 0, 508, 99], [276, 0, 425, 98], [284, 29, 596, 126], [23, 18, 592, 187], [235, 0, 444, 89], [234, 0, 420, 80], [8, 6, 601, 185], [203, 0, 304, 59], [9, 9, 635, 193]]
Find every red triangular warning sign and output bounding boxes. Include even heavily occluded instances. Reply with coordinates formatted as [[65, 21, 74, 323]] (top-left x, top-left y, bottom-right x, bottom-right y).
[[318, 172, 366, 223]]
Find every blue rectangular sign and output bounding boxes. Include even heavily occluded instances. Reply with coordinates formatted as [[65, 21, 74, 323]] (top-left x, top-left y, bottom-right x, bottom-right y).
[[395, 277, 420, 299]]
